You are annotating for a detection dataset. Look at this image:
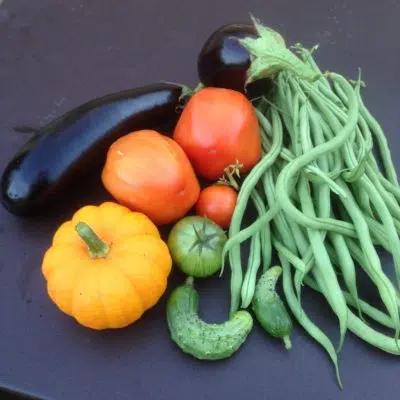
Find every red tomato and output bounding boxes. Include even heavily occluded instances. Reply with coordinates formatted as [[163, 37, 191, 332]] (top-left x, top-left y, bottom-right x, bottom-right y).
[[195, 185, 238, 229], [173, 87, 261, 181]]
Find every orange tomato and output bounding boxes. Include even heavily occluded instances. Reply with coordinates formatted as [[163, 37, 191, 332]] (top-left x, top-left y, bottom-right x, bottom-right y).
[[101, 130, 200, 225], [173, 87, 261, 180], [196, 185, 238, 229]]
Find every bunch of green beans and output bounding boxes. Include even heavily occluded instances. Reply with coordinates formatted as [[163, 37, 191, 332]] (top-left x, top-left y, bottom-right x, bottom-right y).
[[222, 44, 400, 387]]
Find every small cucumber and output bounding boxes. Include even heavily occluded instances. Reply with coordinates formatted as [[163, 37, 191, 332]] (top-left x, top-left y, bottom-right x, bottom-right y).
[[166, 277, 253, 360], [252, 266, 293, 349]]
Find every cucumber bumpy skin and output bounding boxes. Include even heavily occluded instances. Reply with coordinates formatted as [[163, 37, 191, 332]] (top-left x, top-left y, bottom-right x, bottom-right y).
[[166, 277, 253, 360], [252, 266, 293, 349]]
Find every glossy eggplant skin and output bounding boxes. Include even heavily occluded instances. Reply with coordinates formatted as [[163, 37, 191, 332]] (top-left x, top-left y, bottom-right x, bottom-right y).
[[197, 23, 272, 98], [1, 83, 185, 216]]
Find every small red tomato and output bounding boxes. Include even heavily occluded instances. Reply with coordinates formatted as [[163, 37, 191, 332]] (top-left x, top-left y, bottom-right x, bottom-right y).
[[195, 185, 238, 229]]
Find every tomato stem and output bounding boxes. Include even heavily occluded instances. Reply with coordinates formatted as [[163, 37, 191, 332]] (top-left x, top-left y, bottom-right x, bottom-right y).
[[75, 221, 110, 259], [224, 170, 239, 191]]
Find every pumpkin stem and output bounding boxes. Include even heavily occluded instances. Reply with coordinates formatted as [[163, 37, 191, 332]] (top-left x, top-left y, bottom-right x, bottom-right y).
[[75, 221, 110, 259]]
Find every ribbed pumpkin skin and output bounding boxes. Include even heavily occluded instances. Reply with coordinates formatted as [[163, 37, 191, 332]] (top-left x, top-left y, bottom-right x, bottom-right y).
[[42, 202, 172, 330]]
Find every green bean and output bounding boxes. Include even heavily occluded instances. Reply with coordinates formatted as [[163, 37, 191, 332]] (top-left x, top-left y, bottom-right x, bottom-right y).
[[341, 290, 394, 329], [236, 110, 282, 205], [260, 94, 346, 196], [275, 74, 359, 235], [276, 73, 296, 140], [265, 160, 310, 304], [224, 196, 279, 316], [260, 127, 272, 154], [365, 163, 400, 220], [222, 201, 281, 263], [306, 276, 400, 354], [335, 200, 390, 251], [255, 193, 272, 272], [296, 81, 394, 244], [357, 177, 400, 288], [287, 78, 312, 158], [293, 43, 331, 89], [304, 99, 362, 321], [300, 101, 334, 302], [300, 78, 369, 183], [314, 106, 364, 319], [299, 176, 348, 352], [330, 78, 400, 288], [365, 218, 391, 251], [304, 89, 382, 320], [270, 164, 311, 301], [353, 183, 375, 219], [329, 231, 362, 316], [280, 254, 342, 388], [354, 88, 398, 185], [277, 145, 346, 196], [348, 310, 400, 355], [272, 169, 311, 302], [285, 214, 309, 256], [263, 169, 298, 254], [356, 114, 373, 160], [274, 235, 313, 304], [304, 75, 374, 166], [229, 110, 281, 229], [318, 116, 344, 174], [228, 249, 243, 319], [342, 230, 400, 337], [293, 249, 312, 303], [371, 163, 400, 201], [291, 93, 301, 154], [240, 189, 270, 308], [294, 97, 338, 297], [224, 108, 282, 316], [297, 230, 363, 322], [331, 80, 349, 107], [273, 238, 306, 273], [241, 230, 261, 308], [318, 79, 348, 107], [304, 276, 395, 332], [334, 80, 398, 185], [305, 104, 331, 220]]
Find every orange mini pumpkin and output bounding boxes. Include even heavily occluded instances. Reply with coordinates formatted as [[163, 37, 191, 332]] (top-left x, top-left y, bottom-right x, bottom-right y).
[[42, 202, 172, 330]]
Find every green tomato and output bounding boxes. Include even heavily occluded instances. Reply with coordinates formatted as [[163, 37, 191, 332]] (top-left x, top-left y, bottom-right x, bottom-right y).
[[167, 216, 227, 278]]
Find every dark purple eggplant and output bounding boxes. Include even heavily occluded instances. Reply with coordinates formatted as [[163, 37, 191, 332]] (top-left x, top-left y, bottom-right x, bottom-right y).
[[1, 83, 187, 216], [197, 23, 273, 98]]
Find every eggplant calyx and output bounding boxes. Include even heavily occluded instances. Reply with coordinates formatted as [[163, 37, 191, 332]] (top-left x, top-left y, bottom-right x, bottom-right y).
[[239, 14, 321, 84]]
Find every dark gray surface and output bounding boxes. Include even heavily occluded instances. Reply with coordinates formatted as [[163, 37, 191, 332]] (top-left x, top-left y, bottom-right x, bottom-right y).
[[1, 0, 400, 399]]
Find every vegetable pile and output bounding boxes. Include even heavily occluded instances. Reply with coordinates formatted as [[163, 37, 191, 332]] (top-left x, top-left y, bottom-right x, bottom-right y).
[[2, 14, 400, 388]]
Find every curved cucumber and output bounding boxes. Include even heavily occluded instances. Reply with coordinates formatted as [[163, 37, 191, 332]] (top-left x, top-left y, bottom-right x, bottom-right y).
[[252, 266, 293, 349], [166, 277, 253, 360]]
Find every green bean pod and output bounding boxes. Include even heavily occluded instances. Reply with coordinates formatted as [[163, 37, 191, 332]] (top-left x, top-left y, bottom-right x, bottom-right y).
[[306, 276, 400, 355], [280, 255, 342, 388], [252, 266, 293, 349], [275, 74, 360, 236], [166, 278, 253, 361]]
